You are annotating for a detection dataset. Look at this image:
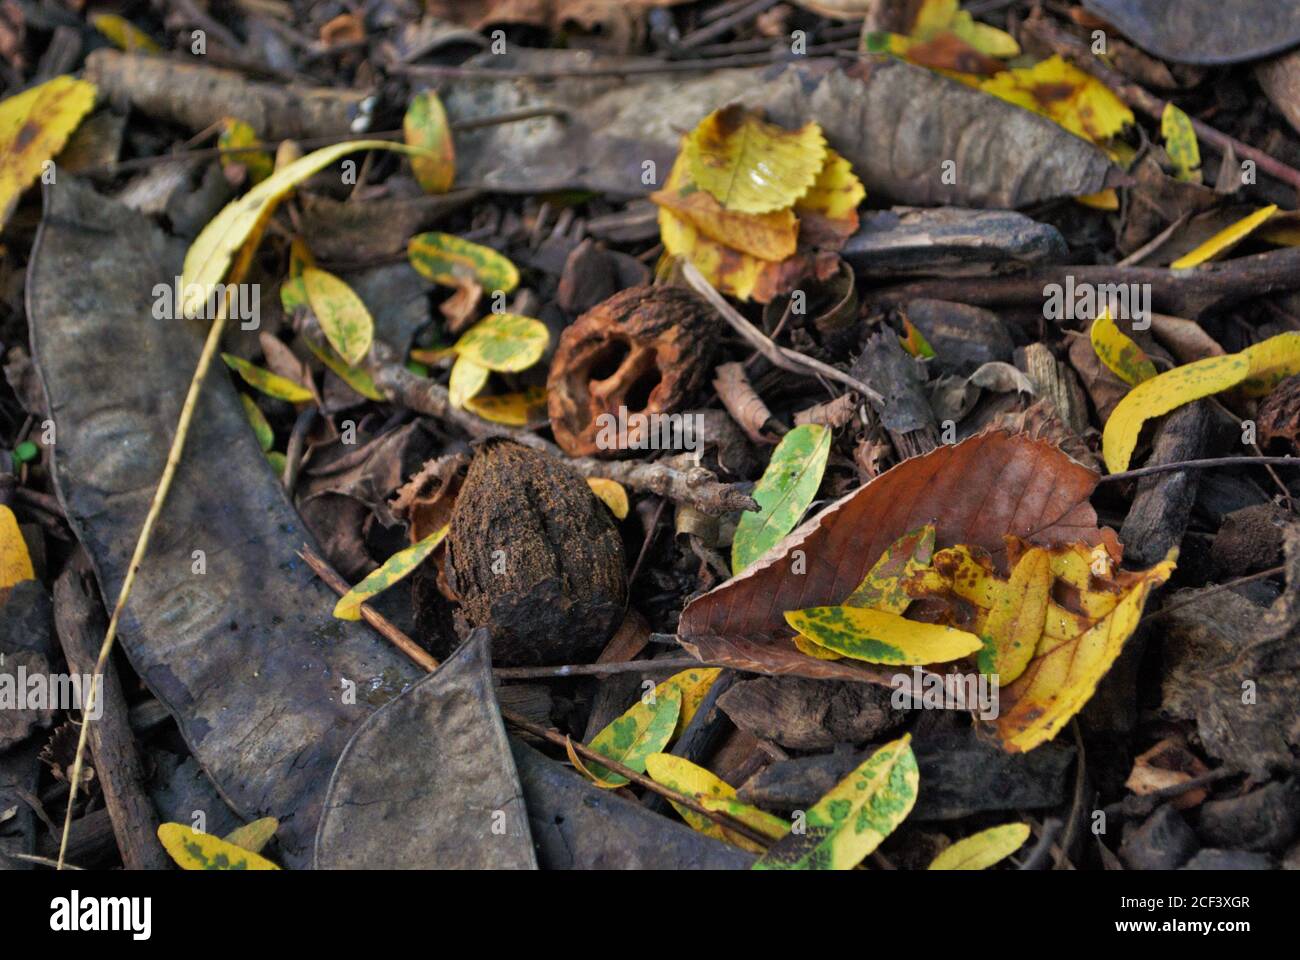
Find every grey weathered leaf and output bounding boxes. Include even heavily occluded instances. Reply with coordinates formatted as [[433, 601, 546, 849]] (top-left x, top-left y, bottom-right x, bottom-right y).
[[1084, 0, 1300, 65]]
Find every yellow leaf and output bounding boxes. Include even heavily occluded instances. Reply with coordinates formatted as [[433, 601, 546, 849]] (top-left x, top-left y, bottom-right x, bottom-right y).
[[928, 822, 1031, 869], [448, 355, 490, 408], [223, 817, 279, 854], [684, 104, 827, 215], [157, 823, 280, 870], [182, 140, 421, 318], [980, 56, 1133, 146], [698, 796, 792, 844], [1171, 205, 1278, 269], [1161, 102, 1200, 183], [407, 231, 519, 294], [0, 76, 97, 228], [92, 14, 161, 53], [1090, 308, 1156, 387], [586, 477, 629, 519], [239, 393, 274, 451], [650, 181, 797, 261], [0, 504, 35, 591], [463, 386, 547, 425], [221, 353, 314, 403], [302, 267, 373, 366], [1239, 331, 1300, 397], [1101, 354, 1250, 472], [404, 90, 455, 194], [581, 687, 682, 786], [645, 753, 784, 853], [795, 147, 866, 244], [218, 117, 273, 185], [784, 605, 981, 665], [453, 314, 548, 372], [565, 737, 629, 789], [979, 546, 1050, 684], [1075, 188, 1119, 210], [301, 332, 385, 402], [653, 668, 722, 738], [333, 525, 449, 620]]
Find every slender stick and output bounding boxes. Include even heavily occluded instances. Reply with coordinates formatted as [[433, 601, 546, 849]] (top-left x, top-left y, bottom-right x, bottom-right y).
[[1099, 455, 1300, 484], [1143, 564, 1285, 623]]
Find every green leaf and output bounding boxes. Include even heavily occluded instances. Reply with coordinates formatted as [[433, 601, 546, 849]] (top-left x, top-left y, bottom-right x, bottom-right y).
[[453, 314, 549, 373], [12, 440, 38, 466], [753, 734, 918, 870], [239, 393, 274, 451], [731, 423, 831, 574], [302, 267, 374, 366], [581, 687, 681, 787], [333, 524, 449, 620], [221, 353, 313, 403], [408, 232, 519, 294]]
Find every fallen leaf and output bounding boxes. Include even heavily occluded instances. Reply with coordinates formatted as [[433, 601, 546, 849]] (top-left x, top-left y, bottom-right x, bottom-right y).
[[752, 734, 918, 870], [302, 267, 374, 366], [586, 477, 629, 519], [645, 753, 787, 853], [157, 823, 280, 870], [91, 13, 161, 53], [652, 667, 722, 737], [1170, 204, 1277, 269], [408, 231, 520, 295], [464, 385, 548, 425], [794, 147, 867, 246], [404, 90, 456, 194], [218, 117, 273, 186], [1090, 308, 1156, 386], [239, 394, 274, 451], [580, 686, 681, 787], [927, 822, 1030, 869], [453, 313, 549, 372], [732, 423, 832, 574], [333, 524, 449, 620], [1161, 102, 1201, 183], [301, 332, 385, 402], [0, 504, 34, 591], [0, 75, 96, 228], [223, 817, 279, 854], [784, 605, 982, 665], [221, 352, 314, 403], [1239, 330, 1300, 397], [980, 56, 1134, 146], [448, 354, 490, 408], [651, 176, 798, 261]]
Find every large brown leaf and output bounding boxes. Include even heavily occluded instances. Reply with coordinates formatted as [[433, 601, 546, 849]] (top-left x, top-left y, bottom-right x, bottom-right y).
[[678, 431, 1118, 682]]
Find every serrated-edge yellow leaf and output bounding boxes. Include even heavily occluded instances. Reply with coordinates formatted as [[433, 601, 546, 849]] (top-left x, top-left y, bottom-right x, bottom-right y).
[[302, 267, 373, 366], [0, 504, 35, 590], [182, 140, 422, 318], [586, 477, 629, 519], [333, 524, 449, 620], [1170, 205, 1278, 270], [221, 352, 314, 403], [785, 605, 982, 665], [0, 76, 97, 228], [928, 822, 1031, 870], [1090, 308, 1156, 387], [448, 354, 490, 408], [452, 314, 548, 373], [1101, 353, 1250, 472], [157, 823, 279, 870], [685, 105, 827, 215]]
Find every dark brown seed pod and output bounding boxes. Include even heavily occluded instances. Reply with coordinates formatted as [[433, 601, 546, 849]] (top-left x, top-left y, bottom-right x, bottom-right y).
[[445, 439, 627, 666], [547, 284, 719, 458]]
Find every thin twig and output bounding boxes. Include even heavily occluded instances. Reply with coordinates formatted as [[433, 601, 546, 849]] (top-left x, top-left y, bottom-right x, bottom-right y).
[[1144, 565, 1286, 623], [1099, 455, 1300, 483]]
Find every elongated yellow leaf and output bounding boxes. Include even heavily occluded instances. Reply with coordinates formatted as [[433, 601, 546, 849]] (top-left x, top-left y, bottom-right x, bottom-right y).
[[698, 796, 791, 843], [453, 314, 548, 372], [239, 394, 274, 451], [182, 140, 421, 317], [653, 667, 721, 737], [684, 105, 826, 215], [0, 76, 97, 228], [302, 267, 373, 366], [404, 90, 455, 194], [0, 504, 35, 591], [1239, 331, 1300, 397], [448, 354, 490, 407], [753, 735, 918, 870], [463, 386, 547, 425], [586, 477, 629, 519], [218, 117, 273, 185], [333, 524, 449, 620], [645, 753, 783, 853], [301, 332, 385, 401], [1171, 205, 1278, 269], [408, 232, 519, 294], [223, 817, 279, 854], [785, 605, 982, 665], [222, 353, 314, 403], [1101, 353, 1250, 472], [979, 546, 1049, 684], [581, 687, 681, 786], [92, 14, 161, 52], [928, 822, 1031, 870], [1090, 309, 1156, 387], [1161, 103, 1200, 182], [157, 823, 279, 870]]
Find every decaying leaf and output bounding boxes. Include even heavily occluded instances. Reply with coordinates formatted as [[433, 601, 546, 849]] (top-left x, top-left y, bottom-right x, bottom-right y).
[[0, 504, 35, 594], [157, 823, 280, 870], [408, 231, 520, 294], [223, 817, 279, 854], [1090, 309, 1156, 387], [448, 355, 490, 408], [784, 604, 982, 665], [218, 117, 273, 186], [927, 822, 1030, 869], [221, 352, 314, 403], [302, 267, 374, 367], [1161, 103, 1201, 183], [0, 75, 97, 228], [980, 56, 1134, 146], [333, 524, 450, 620], [405, 89, 456, 194], [91, 13, 161, 53], [752, 735, 918, 870], [732, 423, 832, 574], [579, 686, 681, 787], [239, 394, 274, 452], [464, 385, 548, 426]]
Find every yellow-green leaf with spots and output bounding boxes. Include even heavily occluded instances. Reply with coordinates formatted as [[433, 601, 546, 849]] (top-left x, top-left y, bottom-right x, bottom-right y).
[[157, 823, 280, 870], [1090, 309, 1156, 387], [1161, 103, 1200, 183], [333, 524, 449, 620], [645, 753, 787, 853], [404, 90, 455, 194], [1239, 331, 1300, 397], [753, 734, 918, 870], [448, 354, 490, 407], [302, 267, 373, 366], [408, 232, 519, 294], [223, 817, 279, 854], [732, 423, 831, 574], [301, 331, 385, 402], [1171, 205, 1277, 269], [218, 117, 273, 185], [928, 822, 1031, 870], [652, 667, 722, 738], [453, 314, 548, 373], [239, 394, 274, 451], [581, 686, 681, 787], [1102, 353, 1251, 472], [221, 353, 313, 403], [784, 605, 981, 665], [977, 545, 1050, 683]]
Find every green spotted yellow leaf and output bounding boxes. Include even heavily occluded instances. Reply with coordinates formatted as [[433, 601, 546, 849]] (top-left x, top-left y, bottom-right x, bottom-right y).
[[0, 76, 97, 228], [645, 753, 785, 853], [239, 394, 274, 451], [448, 355, 490, 407], [581, 686, 681, 787], [301, 331, 385, 402], [652, 667, 722, 738], [980, 56, 1133, 146], [1239, 331, 1300, 397], [698, 796, 791, 844], [453, 314, 548, 373], [1090, 308, 1156, 387], [182, 140, 422, 317], [404, 90, 455, 194], [222, 353, 314, 403], [333, 524, 449, 620], [684, 104, 826, 215], [0, 504, 35, 592], [732, 423, 831, 574], [784, 605, 981, 665], [1101, 353, 1250, 472], [586, 477, 629, 519], [92, 14, 161, 52], [302, 267, 373, 366], [1161, 102, 1200, 183], [753, 735, 918, 870], [928, 822, 1031, 869], [1171, 205, 1278, 269], [408, 232, 519, 295], [223, 817, 279, 854], [978, 545, 1050, 683], [463, 386, 547, 425], [157, 823, 279, 870], [218, 117, 273, 185]]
